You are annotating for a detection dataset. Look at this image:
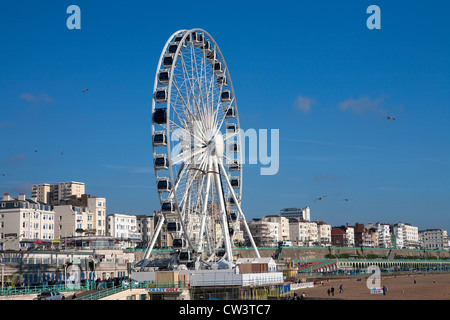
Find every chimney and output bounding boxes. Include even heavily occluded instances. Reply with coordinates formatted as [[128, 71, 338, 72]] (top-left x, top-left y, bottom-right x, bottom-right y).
[[3, 193, 12, 201], [18, 193, 26, 201]]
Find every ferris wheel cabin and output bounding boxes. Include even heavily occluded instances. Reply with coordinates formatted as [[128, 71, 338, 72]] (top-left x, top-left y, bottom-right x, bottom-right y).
[[154, 155, 169, 170], [161, 200, 177, 214], [152, 131, 167, 147], [157, 177, 172, 193], [153, 108, 167, 124]]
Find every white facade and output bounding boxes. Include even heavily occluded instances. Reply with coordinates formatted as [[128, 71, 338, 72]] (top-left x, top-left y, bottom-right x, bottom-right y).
[[397, 222, 419, 249], [107, 213, 140, 243], [262, 215, 290, 242], [87, 197, 107, 236], [289, 220, 319, 246], [317, 222, 331, 246], [0, 193, 55, 248]]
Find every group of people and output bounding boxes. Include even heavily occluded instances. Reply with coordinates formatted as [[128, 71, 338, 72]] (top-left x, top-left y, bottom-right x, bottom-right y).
[[327, 284, 344, 296]]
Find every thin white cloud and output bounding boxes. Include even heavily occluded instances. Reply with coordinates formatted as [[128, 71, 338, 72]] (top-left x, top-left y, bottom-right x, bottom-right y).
[[339, 95, 385, 115], [294, 95, 314, 113], [19, 93, 53, 103]]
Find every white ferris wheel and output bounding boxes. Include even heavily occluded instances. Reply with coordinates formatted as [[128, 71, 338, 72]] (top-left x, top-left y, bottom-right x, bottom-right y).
[[139, 28, 260, 271]]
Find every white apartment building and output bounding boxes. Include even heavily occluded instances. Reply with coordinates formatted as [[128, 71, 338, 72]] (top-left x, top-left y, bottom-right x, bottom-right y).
[[0, 193, 55, 249], [419, 229, 449, 250], [87, 197, 107, 236], [246, 218, 279, 247], [316, 221, 332, 246], [280, 207, 310, 221], [107, 213, 140, 245], [345, 226, 355, 247], [262, 215, 290, 242], [32, 181, 85, 205], [396, 222, 419, 249], [392, 225, 404, 249], [289, 219, 319, 246]]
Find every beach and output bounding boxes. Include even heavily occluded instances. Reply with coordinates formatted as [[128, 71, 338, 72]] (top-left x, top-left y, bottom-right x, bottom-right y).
[[293, 273, 450, 300]]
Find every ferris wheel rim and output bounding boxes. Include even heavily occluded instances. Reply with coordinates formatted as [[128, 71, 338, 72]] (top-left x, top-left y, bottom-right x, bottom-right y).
[[151, 28, 244, 208]]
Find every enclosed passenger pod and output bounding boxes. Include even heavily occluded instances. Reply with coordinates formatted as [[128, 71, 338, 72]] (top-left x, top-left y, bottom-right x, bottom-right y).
[[216, 73, 227, 87], [172, 238, 186, 249], [178, 250, 192, 263], [201, 40, 212, 53], [154, 155, 169, 170], [163, 54, 175, 69], [229, 160, 242, 171], [226, 123, 237, 134], [161, 200, 177, 214], [230, 177, 240, 189], [224, 106, 235, 119], [206, 50, 217, 63], [167, 221, 181, 233], [229, 141, 239, 153], [213, 61, 223, 74], [153, 108, 167, 124], [230, 210, 238, 221], [158, 69, 170, 85], [152, 131, 167, 147], [157, 177, 172, 193], [154, 88, 168, 104], [221, 90, 232, 103], [168, 42, 184, 56]]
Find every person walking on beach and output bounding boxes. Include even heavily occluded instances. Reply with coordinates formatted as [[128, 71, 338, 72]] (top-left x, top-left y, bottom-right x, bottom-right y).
[[382, 286, 387, 295], [331, 287, 334, 296], [339, 284, 343, 293], [327, 289, 330, 296]]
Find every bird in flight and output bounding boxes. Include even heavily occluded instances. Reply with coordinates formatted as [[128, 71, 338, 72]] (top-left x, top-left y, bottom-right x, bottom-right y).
[[315, 195, 327, 201], [1, 173, 8, 177], [61, 151, 64, 155], [82, 89, 89, 92], [34, 150, 39, 153], [387, 116, 396, 120], [341, 198, 351, 202]]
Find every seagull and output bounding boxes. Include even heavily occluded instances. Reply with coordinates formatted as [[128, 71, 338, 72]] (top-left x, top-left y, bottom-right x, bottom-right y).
[[1, 173, 8, 177], [315, 195, 327, 201], [341, 198, 351, 202], [34, 150, 39, 153], [82, 89, 89, 92], [61, 151, 64, 155], [387, 116, 396, 120]]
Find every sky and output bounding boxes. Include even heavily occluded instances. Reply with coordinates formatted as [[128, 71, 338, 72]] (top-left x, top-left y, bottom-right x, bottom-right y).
[[0, 0, 449, 231]]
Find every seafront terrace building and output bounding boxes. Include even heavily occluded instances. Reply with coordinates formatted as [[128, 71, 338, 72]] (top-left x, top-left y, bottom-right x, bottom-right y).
[[0, 193, 55, 250]]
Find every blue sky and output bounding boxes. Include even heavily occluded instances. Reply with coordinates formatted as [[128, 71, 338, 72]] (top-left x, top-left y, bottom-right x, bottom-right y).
[[0, 0, 449, 231]]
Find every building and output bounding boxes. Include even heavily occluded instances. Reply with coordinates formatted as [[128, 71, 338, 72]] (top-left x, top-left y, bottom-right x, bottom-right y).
[[280, 207, 310, 221], [0, 193, 55, 250], [367, 222, 392, 248], [58, 194, 107, 237], [419, 229, 449, 250], [246, 218, 279, 247], [396, 222, 419, 249], [54, 204, 91, 239], [316, 221, 331, 246], [262, 215, 290, 242], [106, 213, 140, 247], [289, 219, 319, 246], [32, 182, 85, 205], [136, 214, 155, 247], [391, 225, 404, 249]]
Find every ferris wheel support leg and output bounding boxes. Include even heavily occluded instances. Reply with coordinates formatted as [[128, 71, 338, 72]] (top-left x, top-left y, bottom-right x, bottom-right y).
[[196, 169, 212, 269], [140, 214, 166, 270], [213, 159, 233, 269], [219, 162, 261, 258]]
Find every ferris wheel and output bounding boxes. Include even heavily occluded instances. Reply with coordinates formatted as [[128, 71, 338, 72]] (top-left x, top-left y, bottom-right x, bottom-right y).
[[139, 28, 260, 271]]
